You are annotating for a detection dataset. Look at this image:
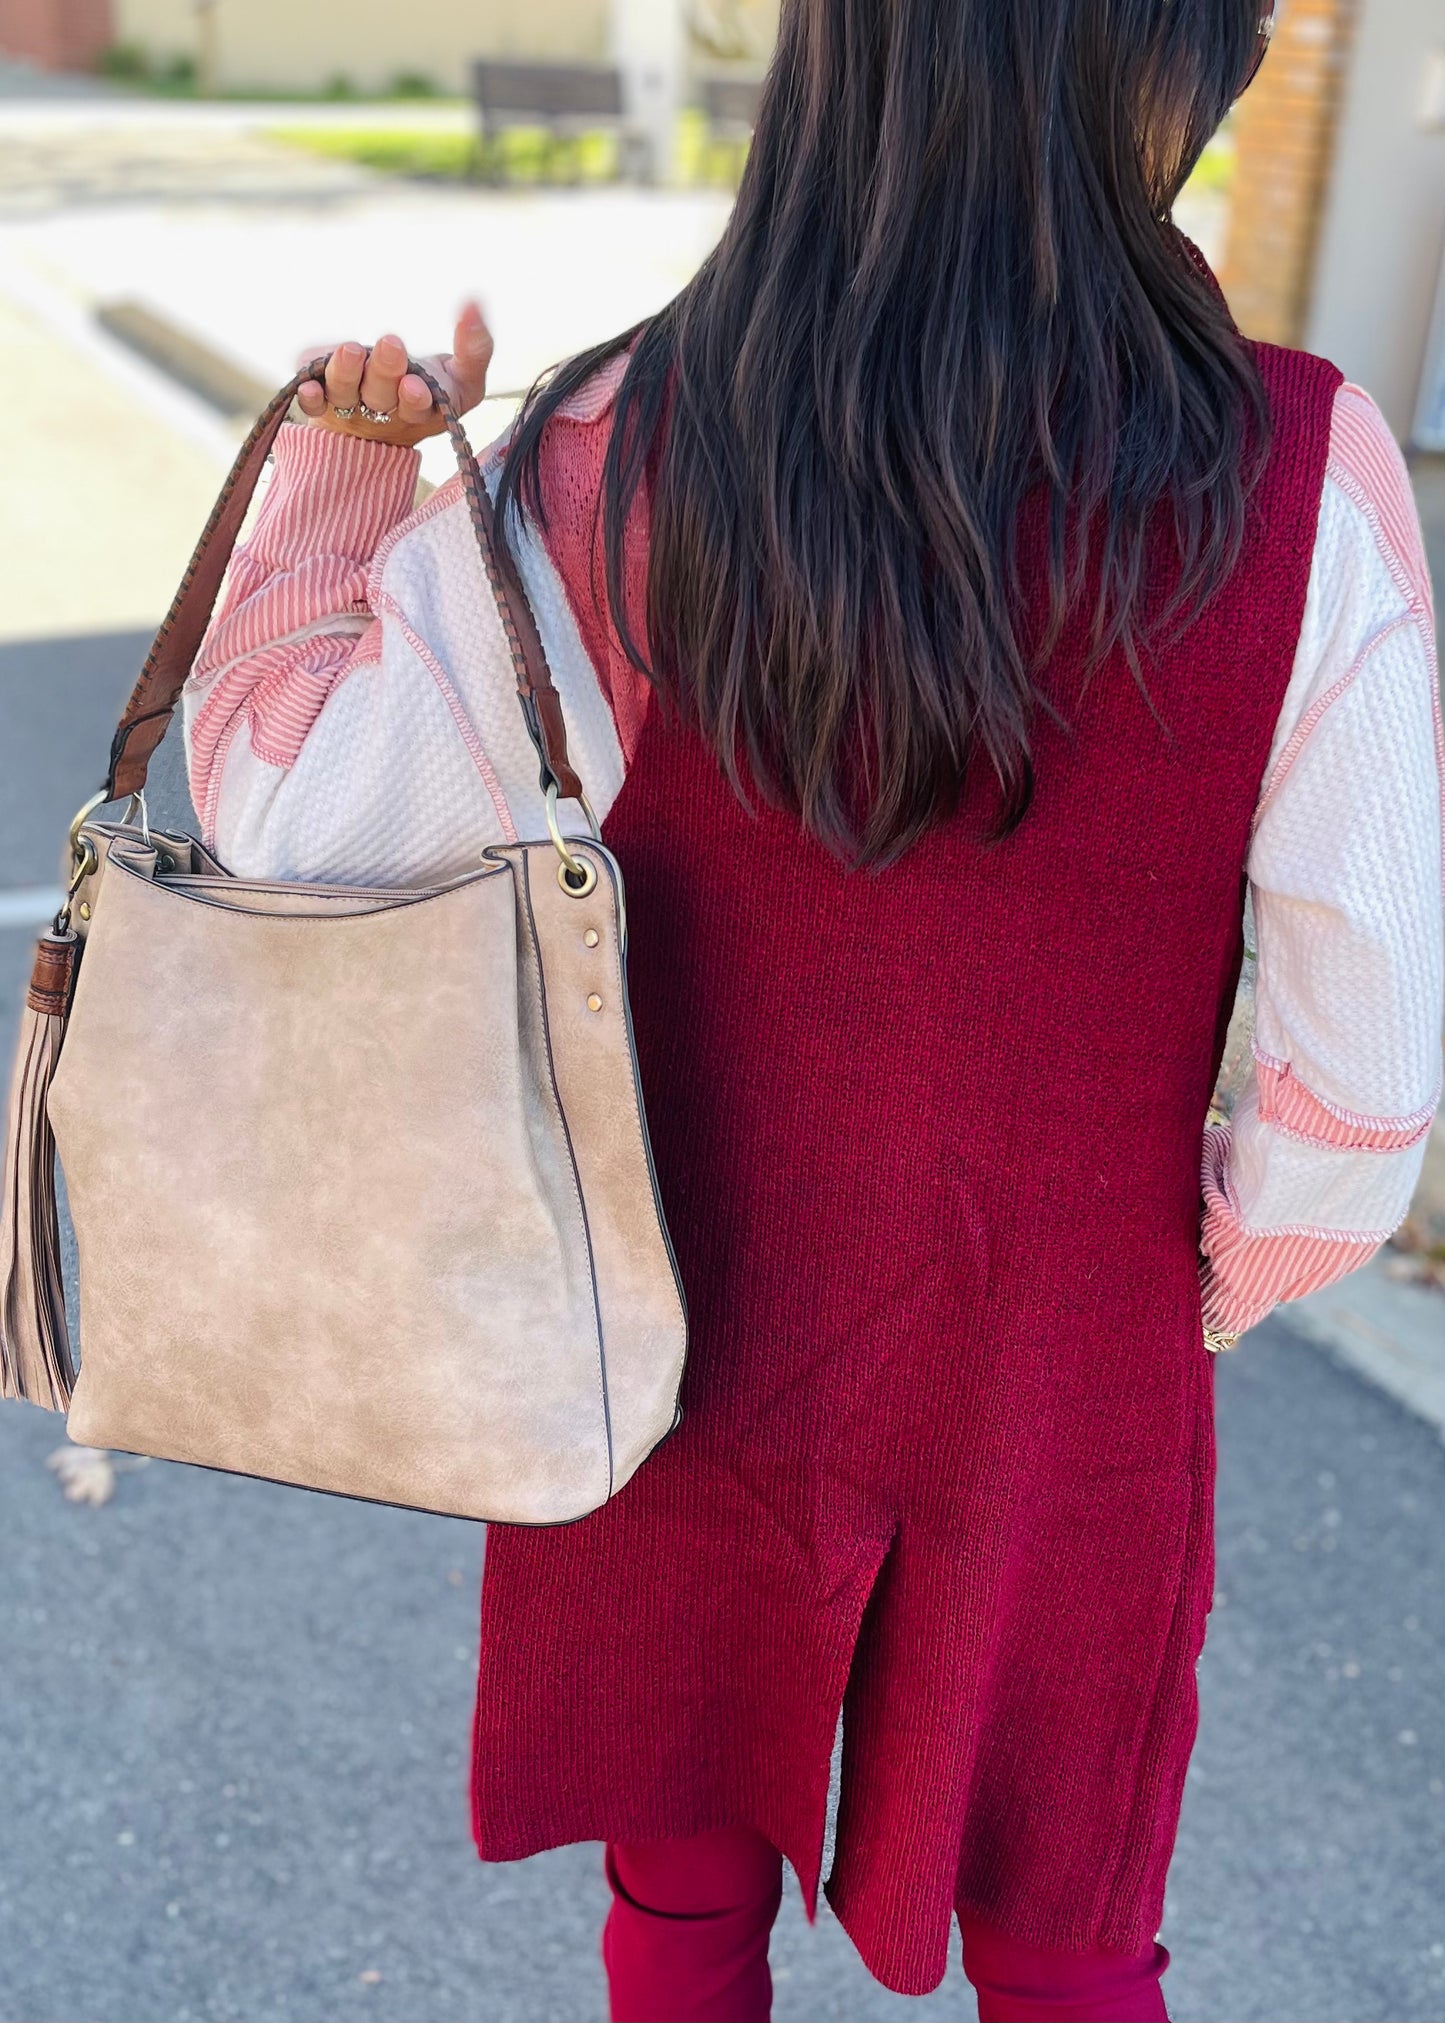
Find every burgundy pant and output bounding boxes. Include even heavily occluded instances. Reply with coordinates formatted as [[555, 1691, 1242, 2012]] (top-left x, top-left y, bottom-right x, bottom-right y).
[[603, 1829, 1170, 2023]]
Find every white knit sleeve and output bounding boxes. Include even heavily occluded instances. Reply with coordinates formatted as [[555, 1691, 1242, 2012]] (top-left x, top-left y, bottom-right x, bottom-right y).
[[1200, 384, 1444, 1334]]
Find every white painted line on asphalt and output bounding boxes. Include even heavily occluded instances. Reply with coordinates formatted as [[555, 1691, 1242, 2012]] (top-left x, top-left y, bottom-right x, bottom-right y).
[[1277, 1260, 1445, 1440], [0, 888, 62, 930]]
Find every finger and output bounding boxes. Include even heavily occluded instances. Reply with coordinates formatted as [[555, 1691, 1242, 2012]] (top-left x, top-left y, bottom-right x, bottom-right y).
[[295, 341, 343, 372], [296, 379, 327, 417], [396, 372, 435, 426], [324, 341, 365, 412], [446, 300, 493, 412], [359, 332, 407, 417]]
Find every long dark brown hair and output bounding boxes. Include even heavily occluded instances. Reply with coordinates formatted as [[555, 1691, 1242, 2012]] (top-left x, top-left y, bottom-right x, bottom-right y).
[[499, 0, 1270, 864]]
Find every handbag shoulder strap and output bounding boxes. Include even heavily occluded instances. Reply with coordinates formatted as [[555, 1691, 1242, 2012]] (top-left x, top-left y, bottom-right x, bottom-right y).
[[105, 355, 584, 806]]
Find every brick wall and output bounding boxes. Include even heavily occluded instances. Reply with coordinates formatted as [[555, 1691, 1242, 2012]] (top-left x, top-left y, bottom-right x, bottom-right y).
[[1218, 0, 1359, 345], [0, 0, 113, 70]]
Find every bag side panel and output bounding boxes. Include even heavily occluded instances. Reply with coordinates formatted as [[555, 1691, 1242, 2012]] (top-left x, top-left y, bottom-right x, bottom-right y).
[[517, 841, 687, 1491]]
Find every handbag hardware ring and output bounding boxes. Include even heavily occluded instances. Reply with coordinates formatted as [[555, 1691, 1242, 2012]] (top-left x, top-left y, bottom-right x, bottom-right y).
[[54, 835, 97, 935], [55, 789, 108, 932], [545, 782, 600, 897], [58, 787, 158, 932], [65, 785, 149, 865], [122, 788, 153, 848], [66, 790, 107, 870]]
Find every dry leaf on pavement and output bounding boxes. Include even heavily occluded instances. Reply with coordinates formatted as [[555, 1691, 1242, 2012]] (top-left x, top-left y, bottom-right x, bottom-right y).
[[44, 1447, 151, 1506], [45, 1446, 117, 1505]]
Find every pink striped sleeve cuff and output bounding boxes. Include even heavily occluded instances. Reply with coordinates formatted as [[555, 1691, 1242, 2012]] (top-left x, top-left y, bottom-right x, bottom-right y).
[[247, 422, 420, 570], [186, 425, 421, 825], [1253, 1053, 1437, 1152], [1199, 1123, 1383, 1336], [195, 423, 421, 679]]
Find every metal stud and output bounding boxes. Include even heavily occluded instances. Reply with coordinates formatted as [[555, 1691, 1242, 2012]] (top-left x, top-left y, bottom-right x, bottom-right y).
[[78, 902, 91, 921], [583, 928, 600, 948], [586, 993, 603, 1013]]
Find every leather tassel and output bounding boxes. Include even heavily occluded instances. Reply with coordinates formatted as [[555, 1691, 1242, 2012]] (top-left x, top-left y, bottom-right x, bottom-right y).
[[0, 931, 79, 1410]]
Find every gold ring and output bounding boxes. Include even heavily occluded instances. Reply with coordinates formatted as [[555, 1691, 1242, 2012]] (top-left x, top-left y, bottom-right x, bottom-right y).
[[1202, 1326, 1240, 1354], [67, 788, 108, 868]]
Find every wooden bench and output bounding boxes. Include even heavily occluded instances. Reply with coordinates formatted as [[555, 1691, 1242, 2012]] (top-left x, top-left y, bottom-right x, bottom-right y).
[[471, 61, 649, 183]]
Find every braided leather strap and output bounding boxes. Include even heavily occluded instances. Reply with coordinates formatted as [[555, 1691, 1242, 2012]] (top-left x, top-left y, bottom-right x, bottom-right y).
[[105, 355, 583, 805]]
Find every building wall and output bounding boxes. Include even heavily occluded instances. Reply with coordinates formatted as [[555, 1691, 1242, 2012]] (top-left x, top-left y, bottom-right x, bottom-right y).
[[108, 0, 779, 95], [112, 0, 608, 93], [475, 0, 607, 62], [1304, 0, 1445, 437], [1217, 0, 1358, 351], [689, 0, 777, 64], [0, 0, 112, 70]]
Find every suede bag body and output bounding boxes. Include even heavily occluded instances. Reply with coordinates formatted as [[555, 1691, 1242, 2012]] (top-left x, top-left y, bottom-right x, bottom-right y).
[[0, 364, 686, 1525]]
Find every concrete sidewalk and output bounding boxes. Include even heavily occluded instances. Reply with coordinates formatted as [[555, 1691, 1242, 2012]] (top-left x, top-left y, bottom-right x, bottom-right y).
[[0, 286, 224, 646]]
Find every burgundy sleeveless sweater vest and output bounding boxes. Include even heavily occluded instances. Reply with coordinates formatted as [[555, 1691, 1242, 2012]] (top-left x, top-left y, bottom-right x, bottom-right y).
[[473, 342, 1344, 1991]]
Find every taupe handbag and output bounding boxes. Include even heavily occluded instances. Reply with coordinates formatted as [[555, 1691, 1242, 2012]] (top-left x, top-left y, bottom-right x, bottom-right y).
[[0, 360, 687, 1524]]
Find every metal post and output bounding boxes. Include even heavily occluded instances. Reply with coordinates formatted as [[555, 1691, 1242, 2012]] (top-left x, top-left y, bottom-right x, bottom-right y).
[[611, 0, 685, 183], [194, 0, 219, 99]]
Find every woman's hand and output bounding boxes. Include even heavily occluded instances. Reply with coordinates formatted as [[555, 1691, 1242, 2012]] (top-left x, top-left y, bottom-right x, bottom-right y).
[[294, 301, 494, 448]]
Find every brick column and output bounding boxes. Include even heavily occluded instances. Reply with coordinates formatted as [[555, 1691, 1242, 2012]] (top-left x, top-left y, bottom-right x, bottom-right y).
[[1218, 0, 1359, 345], [0, 0, 114, 71]]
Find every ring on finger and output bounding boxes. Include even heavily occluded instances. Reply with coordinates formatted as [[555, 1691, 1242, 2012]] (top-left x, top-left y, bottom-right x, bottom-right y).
[[331, 403, 357, 419], [358, 400, 394, 424]]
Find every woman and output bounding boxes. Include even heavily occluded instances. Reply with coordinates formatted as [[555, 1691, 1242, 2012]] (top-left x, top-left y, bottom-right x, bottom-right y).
[[183, 0, 1443, 2011]]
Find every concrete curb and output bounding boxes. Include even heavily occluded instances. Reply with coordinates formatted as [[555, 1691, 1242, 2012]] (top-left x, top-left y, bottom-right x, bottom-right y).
[[0, 254, 239, 464], [1275, 1258, 1445, 1440]]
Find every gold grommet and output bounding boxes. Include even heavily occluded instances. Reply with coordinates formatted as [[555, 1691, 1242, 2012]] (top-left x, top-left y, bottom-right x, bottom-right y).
[[586, 993, 603, 1013], [584, 928, 600, 948], [557, 856, 598, 898]]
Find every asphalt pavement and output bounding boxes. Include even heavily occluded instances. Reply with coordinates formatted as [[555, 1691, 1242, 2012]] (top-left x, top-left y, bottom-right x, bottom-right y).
[[0, 629, 194, 1072], [2, 1321, 1441, 2023]]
